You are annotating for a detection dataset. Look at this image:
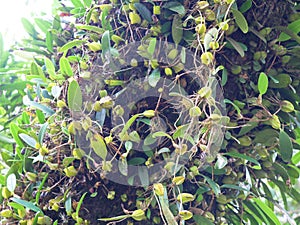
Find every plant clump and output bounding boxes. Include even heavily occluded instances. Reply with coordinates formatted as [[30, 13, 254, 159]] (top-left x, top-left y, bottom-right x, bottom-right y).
[[0, 0, 300, 225]]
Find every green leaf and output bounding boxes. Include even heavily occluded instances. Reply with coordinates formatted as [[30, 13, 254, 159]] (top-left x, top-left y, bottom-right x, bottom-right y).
[[128, 157, 146, 165], [224, 99, 241, 115], [6, 173, 16, 192], [224, 152, 260, 166], [83, 0, 92, 7], [65, 196, 72, 215], [38, 123, 48, 144], [101, 30, 111, 58], [75, 24, 104, 34], [215, 155, 228, 169], [118, 158, 128, 176], [273, 162, 289, 181], [243, 202, 263, 224], [278, 19, 300, 41], [67, 80, 82, 111], [240, 0, 253, 13], [232, 9, 248, 33], [138, 166, 149, 186], [134, 3, 153, 23], [202, 175, 220, 195], [261, 181, 273, 204], [279, 129, 293, 162], [172, 124, 189, 139], [99, 215, 130, 222], [75, 192, 87, 219], [204, 28, 218, 51], [269, 73, 291, 88], [52, 15, 62, 30], [44, 57, 56, 78], [26, 101, 55, 116], [148, 69, 160, 87], [59, 56, 73, 77], [152, 131, 172, 140], [252, 198, 281, 225], [63, 157, 75, 167], [35, 110, 45, 124], [71, 0, 84, 8], [286, 164, 300, 178], [221, 68, 228, 86], [90, 134, 107, 160], [10, 123, 24, 147], [21, 18, 38, 37], [8, 202, 25, 211], [163, 1, 185, 15], [31, 62, 46, 80], [46, 31, 53, 52], [221, 184, 250, 192], [58, 40, 84, 53], [147, 38, 157, 56], [253, 129, 278, 145], [119, 114, 141, 139], [292, 151, 300, 164], [34, 18, 52, 34], [11, 197, 43, 215], [194, 215, 214, 225], [249, 27, 267, 44], [172, 15, 183, 45], [19, 133, 37, 148], [158, 194, 177, 225], [257, 72, 268, 95], [0, 134, 15, 144], [226, 37, 245, 57], [36, 173, 48, 204]]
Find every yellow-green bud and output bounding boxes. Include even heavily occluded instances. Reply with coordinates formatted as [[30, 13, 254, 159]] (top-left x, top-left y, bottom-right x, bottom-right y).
[[26, 172, 37, 182], [87, 42, 102, 52], [99, 96, 114, 109], [179, 210, 193, 220], [219, 22, 229, 31], [0, 209, 13, 218], [177, 193, 195, 203], [164, 67, 173, 76], [189, 106, 202, 117], [205, 9, 215, 21], [209, 41, 219, 50], [39, 146, 49, 156], [132, 209, 145, 221], [167, 49, 178, 60], [130, 58, 138, 67], [64, 166, 78, 177], [172, 176, 185, 185], [281, 100, 294, 112], [198, 86, 212, 98], [80, 61, 88, 70], [196, 24, 206, 34], [68, 122, 75, 135], [129, 12, 141, 24], [153, 183, 164, 196], [201, 52, 214, 65], [153, 5, 161, 15], [269, 115, 281, 129], [1, 186, 13, 199], [143, 110, 155, 118], [197, 1, 209, 10], [99, 4, 113, 11]]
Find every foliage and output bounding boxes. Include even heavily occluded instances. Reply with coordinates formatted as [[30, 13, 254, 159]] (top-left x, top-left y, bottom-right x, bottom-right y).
[[0, 0, 300, 224]]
